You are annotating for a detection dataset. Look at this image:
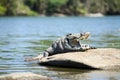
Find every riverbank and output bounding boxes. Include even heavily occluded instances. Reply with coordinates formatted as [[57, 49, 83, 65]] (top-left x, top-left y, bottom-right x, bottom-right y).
[[0, 0, 120, 16]]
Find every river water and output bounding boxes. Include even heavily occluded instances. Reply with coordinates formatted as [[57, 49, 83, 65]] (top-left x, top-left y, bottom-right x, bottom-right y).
[[0, 16, 120, 80]]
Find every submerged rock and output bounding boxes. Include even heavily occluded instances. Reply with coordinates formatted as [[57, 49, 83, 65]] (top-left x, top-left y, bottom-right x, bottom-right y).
[[0, 72, 52, 80], [39, 48, 120, 70]]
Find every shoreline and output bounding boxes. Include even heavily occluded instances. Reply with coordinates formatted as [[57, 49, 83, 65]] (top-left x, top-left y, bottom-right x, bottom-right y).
[[1, 13, 120, 17]]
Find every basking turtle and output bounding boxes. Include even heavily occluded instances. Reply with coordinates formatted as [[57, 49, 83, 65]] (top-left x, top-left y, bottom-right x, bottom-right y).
[[25, 32, 96, 61]]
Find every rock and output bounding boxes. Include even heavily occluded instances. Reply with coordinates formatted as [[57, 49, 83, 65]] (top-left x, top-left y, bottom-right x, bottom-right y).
[[0, 72, 52, 80], [39, 48, 120, 70], [85, 13, 104, 17]]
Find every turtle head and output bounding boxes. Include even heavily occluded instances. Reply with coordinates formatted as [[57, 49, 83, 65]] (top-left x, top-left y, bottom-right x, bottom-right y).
[[66, 33, 80, 40], [80, 32, 90, 40], [66, 32, 90, 41]]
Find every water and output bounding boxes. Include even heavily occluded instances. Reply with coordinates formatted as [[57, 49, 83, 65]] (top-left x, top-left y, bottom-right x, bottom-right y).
[[0, 16, 120, 80]]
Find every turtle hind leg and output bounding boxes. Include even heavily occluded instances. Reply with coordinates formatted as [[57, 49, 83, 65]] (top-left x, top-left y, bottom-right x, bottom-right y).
[[25, 54, 43, 62], [25, 57, 35, 62]]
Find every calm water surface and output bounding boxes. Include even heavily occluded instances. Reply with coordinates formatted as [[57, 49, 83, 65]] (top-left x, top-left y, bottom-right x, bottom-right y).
[[0, 16, 120, 80]]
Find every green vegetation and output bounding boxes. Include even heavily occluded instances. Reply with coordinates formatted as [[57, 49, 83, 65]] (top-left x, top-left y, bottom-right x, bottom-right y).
[[0, 0, 120, 16]]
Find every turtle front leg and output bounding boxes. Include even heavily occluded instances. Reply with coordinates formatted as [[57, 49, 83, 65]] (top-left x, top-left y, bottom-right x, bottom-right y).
[[80, 44, 96, 51], [81, 44, 90, 49]]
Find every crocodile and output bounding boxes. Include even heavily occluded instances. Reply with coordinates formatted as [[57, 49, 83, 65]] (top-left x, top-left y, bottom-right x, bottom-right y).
[[25, 32, 96, 61]]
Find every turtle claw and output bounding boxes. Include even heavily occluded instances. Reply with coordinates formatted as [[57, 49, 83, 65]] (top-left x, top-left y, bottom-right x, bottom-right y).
[[90, 47, 96, 49]]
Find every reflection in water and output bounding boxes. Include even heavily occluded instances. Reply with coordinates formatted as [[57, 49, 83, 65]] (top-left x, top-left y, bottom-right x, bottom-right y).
[[0, 16, 120, 80], [45, 67, 120, 80]]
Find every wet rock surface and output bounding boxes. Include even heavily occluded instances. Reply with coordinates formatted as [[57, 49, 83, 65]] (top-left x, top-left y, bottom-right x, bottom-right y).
[[0, 72, 52, 80]]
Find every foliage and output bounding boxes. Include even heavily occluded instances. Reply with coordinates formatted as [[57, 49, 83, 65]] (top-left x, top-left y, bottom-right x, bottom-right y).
[[0, 0, 7, 16], [6, 0, 38, 16], [0, 5, 6, 16], [103, 0, 120, 14], [46, 0, 68, 15], [49, 0, 68, 7], [0, 0, 120, 16]]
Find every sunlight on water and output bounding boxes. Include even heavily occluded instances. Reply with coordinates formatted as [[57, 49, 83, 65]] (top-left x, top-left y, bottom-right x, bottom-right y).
[[0, 16, 120, 80]]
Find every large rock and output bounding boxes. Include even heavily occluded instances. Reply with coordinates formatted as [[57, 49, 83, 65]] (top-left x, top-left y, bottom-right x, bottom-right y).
[[39, 48, 120, 70], [0, 72, 51, 80]]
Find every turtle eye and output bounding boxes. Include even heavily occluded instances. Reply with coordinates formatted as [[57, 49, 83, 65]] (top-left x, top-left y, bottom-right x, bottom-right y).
[[66, 33, 72, 36], [80, 33, 83, 36]]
